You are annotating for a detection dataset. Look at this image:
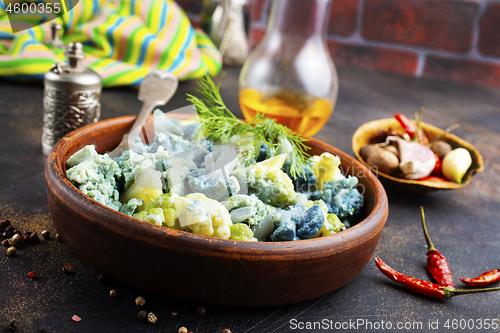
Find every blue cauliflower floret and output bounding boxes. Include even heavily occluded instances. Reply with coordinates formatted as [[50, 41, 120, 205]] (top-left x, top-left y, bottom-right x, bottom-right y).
[[322, 176, 363, 223], [296, 204, 324, 239], [256, 142, 271, 162], [282, 160, 318, 193], [270, 211, 297, 241]]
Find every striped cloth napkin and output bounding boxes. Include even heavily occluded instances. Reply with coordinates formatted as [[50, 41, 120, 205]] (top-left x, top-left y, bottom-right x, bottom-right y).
[[0, 0, 222, 87]]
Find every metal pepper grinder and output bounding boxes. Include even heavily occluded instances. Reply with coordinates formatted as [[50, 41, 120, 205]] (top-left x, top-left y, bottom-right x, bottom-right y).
[[42, 42, 102, 155]]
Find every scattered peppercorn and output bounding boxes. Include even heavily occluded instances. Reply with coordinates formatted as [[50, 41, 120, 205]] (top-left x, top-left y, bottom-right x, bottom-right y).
[[147, 313, 157, 324], [221, 329, 232, 333], [109, 290, 117, 297], [2, 239, 9, 246], [28, 271, 37, 278], [97, 274, 106, 283], [6, 246, 16, 256], [9, 234, 22, 246], [23, 232, 39, 244], [41, 230, 51, 239], [2, 226, 16, 239], [62, 264, 72, 274], [55, 233, 62, 242], [178, 327, 188, 333], [0, 219, 10, 230], [137, 310, 147, 322], [32, 232, 40, 243], [135, 296, 146, 307], [196, 306, 206, 316]]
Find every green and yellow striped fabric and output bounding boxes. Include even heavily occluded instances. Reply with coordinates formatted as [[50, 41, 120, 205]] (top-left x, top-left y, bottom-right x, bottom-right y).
[[0, 0, 222, 87]]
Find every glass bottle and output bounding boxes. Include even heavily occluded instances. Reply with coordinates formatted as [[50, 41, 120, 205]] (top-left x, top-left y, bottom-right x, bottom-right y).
[[238, 0, 338, 137]]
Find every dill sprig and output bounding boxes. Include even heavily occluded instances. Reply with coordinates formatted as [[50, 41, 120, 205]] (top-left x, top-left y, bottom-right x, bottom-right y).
[[186, 76, 310, 178]]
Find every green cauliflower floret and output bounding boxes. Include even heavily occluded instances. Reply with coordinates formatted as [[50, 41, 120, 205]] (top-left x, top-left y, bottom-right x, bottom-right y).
[[134, 193, 185, 230], [66, 145, 122, 211], [229, 223, 258, 242], [234, 165, 296, 208], [134, 207, 165, 226], [221, 194, 276, 225], [175, 193, 233, 239]]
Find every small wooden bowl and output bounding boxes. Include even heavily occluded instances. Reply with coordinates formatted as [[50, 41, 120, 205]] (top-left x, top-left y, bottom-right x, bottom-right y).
[[352, 118, 484, 193], [45, 115, 388, 307]]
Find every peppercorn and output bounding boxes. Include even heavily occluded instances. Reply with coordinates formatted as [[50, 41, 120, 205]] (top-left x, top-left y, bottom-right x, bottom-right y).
[[135, 296, 146, 307], [31, 232, 40, 244], [97, 274, 106, 283], [55, 233, 62, 242], [2, 239, 9, 246], [147, 313, 157, 324], [9, 234, 22, 246], [221, 329, 232, 333], [137, 310, 147, 322], [6, 246, 16, 256], [196, 306, 206, 316], [109, 290, 117, 297], [41, 230, 50, 239], [0, 219, 10, 230], [28, 271, 37, 278], [62, 264, 72, 274], [178, 327, 188, 333], [2, 226, 15, 239]]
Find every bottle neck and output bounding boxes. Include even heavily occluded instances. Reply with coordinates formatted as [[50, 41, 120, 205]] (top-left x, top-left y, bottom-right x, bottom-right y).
[[267, 0, 331, 38]]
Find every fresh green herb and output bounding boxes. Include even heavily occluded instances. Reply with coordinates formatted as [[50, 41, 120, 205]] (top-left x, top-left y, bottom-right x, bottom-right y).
[[186, 76, 310, 178]]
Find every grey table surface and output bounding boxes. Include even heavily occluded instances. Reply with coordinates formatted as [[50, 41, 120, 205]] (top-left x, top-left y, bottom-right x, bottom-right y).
[[1, 65, 499, 333]]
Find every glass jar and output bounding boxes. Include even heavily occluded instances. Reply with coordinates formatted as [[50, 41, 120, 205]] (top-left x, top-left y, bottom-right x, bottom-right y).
[[238, 0, 338, 137]]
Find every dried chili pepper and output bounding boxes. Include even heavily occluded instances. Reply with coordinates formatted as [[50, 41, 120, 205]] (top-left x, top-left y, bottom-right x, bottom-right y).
[[418, 176, 448, 182], [394, 112, 429, 145], [460, 269, 500, 287], [394, 113, 417, 138], [420, 207, 454, 288], [375, 258, 500, 299]]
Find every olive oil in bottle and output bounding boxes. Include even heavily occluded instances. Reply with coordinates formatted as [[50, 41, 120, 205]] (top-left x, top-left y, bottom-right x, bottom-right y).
[[239, 88, 332, 137]]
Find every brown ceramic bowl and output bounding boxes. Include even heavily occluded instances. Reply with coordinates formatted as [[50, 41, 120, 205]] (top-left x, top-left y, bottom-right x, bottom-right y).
[[352, 118, 484, 193], [45, 115, 388, 308]]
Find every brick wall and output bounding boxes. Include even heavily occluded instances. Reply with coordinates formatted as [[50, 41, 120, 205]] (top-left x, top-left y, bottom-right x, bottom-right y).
[[177, 0, 500, 88]]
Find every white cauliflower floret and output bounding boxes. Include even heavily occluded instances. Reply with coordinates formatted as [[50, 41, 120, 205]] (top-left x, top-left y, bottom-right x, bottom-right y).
[[175, 193, 232, 239]]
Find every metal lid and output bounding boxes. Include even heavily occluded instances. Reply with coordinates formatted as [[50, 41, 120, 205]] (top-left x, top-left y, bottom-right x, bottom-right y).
[[44, 42, 102, 90]]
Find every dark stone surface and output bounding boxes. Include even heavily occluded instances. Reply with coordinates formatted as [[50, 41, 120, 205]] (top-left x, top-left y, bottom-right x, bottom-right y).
[[1, 65, 500, 332]]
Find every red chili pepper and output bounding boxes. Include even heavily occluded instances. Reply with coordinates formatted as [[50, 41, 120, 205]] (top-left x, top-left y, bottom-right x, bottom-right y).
[[418, 176, 448, 182], [375, 258, 500, 299], [460, 269, 500, 287], [431, 154, 443, 177], [394, 113, 417, 139], [394, 113, 429, 145], [420, 207, 454, 288]]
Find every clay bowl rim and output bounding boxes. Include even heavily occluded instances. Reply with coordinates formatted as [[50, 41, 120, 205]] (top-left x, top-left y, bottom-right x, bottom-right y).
[[352, 118, 484, 192], [46, 114, 388, 259]]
